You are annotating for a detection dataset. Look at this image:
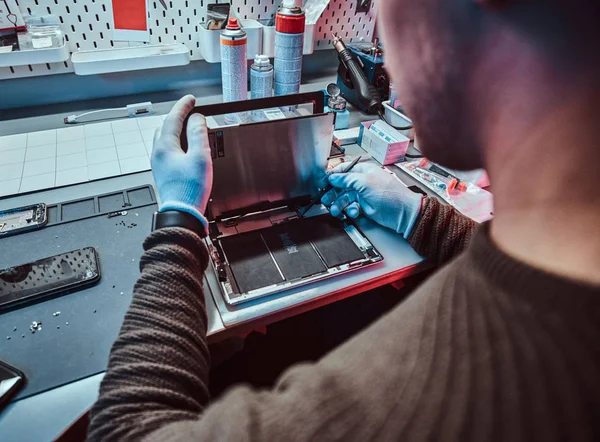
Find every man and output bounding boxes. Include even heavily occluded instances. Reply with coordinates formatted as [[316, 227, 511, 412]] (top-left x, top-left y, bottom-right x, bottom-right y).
[[89, 0, 600, 439]]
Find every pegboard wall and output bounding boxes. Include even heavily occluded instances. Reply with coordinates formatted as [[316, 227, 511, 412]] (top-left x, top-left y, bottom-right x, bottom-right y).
[[0, 0, 376, 80]]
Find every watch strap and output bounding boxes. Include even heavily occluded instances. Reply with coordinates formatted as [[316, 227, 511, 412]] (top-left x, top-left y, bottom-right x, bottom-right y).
[[152, 210, 207, 237]]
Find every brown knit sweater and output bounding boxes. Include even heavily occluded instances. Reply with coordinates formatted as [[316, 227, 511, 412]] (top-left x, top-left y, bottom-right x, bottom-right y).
[[88, 197, 600, 441]]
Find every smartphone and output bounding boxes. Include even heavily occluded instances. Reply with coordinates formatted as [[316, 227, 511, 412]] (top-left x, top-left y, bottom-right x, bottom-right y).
[[0, 360, 25, 412], [0, 203, 47, 238], [0, 247, 101, 311]]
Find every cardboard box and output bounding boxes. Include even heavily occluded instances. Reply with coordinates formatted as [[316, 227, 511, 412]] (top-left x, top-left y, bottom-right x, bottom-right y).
[[358, 120, 410, 165]]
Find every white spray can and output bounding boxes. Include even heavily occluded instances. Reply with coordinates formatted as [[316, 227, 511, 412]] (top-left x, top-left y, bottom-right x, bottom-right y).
[[250, 54, 274, 99]]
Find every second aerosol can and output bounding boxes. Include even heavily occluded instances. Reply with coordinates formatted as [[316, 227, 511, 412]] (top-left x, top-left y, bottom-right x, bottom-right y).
[[220, 17, 248, 122], [250, 54, 274, 99], [273, 0, 305, 96]]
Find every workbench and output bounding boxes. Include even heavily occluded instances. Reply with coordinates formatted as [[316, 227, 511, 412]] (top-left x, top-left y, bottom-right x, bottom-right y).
[[0, 84, 432, 441]]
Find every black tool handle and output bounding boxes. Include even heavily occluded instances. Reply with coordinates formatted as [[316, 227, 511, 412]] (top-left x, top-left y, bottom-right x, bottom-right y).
[[338, 48, 381, 115]]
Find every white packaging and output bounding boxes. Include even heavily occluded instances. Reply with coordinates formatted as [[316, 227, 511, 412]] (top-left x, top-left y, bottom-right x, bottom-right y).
[[359, 120, 410, 165], [398, 160, 494, 223]]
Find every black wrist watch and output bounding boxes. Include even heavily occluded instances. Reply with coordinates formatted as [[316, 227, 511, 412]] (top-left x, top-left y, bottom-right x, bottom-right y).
[[152, 210, 207, 238]]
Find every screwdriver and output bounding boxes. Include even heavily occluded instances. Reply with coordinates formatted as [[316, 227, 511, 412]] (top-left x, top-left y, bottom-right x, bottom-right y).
[[300, 155, 362, 218]]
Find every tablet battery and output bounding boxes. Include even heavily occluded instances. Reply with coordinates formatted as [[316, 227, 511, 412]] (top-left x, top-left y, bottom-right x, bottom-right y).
[[219, 232, 283, 293], [219, 216, 366, 295], [306, 216, 365, 267], [261, 220, 327, 281]]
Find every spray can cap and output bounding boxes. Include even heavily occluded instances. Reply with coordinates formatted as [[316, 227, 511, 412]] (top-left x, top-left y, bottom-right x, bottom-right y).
[[282, 0, 302, 9], [226, 17, 240, 29], [254, 54, 270, 66]]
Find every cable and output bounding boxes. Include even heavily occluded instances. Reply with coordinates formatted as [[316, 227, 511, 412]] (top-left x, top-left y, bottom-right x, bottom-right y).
[[64, 107, 126, 124], [64, 102, 153, 124], [378, 109, 413, 131]]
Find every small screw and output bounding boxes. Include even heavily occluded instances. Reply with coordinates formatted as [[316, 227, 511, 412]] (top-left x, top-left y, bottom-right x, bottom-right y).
[[22, 334, 25, 338], [13, 326, 17, 331], [55, 235, 58, 238], [131, 259, 135, 262], [93, 309, 97, 313], [57, 326, 60, 329], [120, 292, 124, 295], [65, 322, 69, 325], [6, 336, 10, 340]]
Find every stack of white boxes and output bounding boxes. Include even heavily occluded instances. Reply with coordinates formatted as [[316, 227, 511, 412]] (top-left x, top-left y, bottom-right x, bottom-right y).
[[358, 120, 410, 165]]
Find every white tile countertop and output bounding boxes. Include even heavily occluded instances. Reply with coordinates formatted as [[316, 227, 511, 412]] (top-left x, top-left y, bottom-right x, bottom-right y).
[[0, 115, 163, 197]]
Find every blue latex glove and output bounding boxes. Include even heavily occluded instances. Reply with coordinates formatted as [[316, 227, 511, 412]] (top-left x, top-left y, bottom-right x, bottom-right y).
[[321, 162, 423, 238], [151, 95, 213, 231]]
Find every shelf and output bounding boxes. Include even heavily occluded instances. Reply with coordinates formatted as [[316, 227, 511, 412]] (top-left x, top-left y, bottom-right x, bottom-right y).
[[71, 43, 190, 75], [0, 43, 69, 67]]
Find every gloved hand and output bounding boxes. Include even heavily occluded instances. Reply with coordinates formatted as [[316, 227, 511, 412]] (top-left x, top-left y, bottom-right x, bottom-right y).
[[151, 95, 213, 230], [320, 162, 423, 238]]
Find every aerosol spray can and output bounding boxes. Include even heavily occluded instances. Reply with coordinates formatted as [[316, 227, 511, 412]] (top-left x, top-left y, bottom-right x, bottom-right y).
[[250, 54, 274, 121], [251, 54, 274, 99], [220, 17, 248, 122], [273, 0, 305, 96]]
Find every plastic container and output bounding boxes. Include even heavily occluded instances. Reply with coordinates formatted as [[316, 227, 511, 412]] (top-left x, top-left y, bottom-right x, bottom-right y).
[[199, 19, 263, 63], [0, 42, 69, 67], [324, 86, 350, 130], [324, 106, 349, 130], [382, 100, 414, 140], [71, 44, 190, 75], [17, 26, 64, 50]]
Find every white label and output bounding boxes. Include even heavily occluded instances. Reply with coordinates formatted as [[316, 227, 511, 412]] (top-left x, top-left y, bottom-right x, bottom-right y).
[[263, 108, 286, 120], [32, 37, 53, 49]]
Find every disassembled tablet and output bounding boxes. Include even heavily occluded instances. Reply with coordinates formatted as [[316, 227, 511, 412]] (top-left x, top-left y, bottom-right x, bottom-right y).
[[208, 212, 382, 305], [190, 93, 384, 305]]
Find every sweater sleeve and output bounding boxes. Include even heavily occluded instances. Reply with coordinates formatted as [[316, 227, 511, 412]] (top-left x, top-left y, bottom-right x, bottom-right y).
[[407, 197, 478, 264], [88, 227, 211, 442]]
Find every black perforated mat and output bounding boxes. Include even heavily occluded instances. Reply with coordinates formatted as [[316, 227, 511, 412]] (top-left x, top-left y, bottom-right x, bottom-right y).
[[0, 186, 156, 401]]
